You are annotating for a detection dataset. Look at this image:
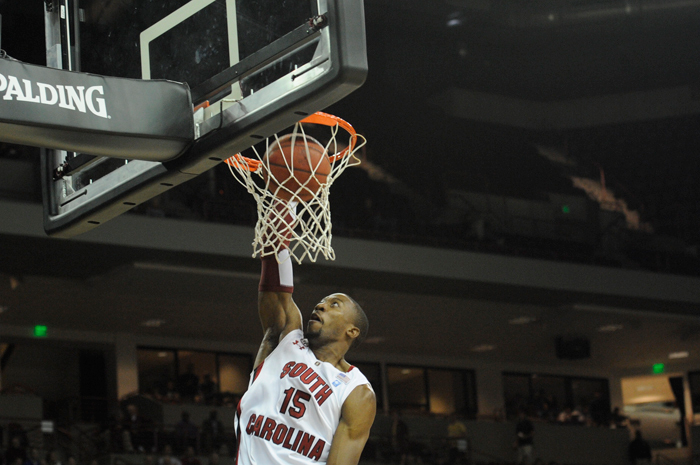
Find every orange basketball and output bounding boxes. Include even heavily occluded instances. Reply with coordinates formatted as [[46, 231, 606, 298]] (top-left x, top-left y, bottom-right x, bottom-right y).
[[264, 134, 330, 201]]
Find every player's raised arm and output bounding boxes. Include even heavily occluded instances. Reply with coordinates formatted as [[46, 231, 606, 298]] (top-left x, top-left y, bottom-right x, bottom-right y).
[[254, 202, 303, 368], [325, 385, 377, 465]]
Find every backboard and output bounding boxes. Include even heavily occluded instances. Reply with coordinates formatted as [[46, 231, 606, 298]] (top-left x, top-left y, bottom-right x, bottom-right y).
[[41, 0, 366, 237]]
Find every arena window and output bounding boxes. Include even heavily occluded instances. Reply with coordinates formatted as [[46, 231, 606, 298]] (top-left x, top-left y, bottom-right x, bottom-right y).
[[387, 365, 476, 416], [137, 347, 252, 406], [503, 372, 609, 424]]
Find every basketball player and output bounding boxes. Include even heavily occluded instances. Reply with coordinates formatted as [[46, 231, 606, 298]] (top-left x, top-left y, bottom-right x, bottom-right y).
[[235, 203, 376, 465]]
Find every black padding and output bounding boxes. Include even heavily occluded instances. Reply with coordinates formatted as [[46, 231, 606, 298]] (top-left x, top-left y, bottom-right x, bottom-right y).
[[0, 58, 194, 161]]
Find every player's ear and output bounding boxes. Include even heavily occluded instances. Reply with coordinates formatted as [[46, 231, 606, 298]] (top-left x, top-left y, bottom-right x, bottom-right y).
[[346, 325, 360, 342]]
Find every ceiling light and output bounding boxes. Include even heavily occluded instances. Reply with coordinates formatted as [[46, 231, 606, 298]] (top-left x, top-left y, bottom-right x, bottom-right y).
[[472, 344, 496, 352], [669, 351, 689, 359], [141, 319, 166, 328], [509, 316, 537, 325], [598, 324, 624, 332]]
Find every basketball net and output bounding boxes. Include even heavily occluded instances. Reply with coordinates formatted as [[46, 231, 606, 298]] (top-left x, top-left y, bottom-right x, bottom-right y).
[[225, 112, 365, 264]]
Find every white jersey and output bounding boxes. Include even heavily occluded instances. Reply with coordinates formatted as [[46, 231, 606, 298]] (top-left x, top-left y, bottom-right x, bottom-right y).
[[235, 329, 372, 465]]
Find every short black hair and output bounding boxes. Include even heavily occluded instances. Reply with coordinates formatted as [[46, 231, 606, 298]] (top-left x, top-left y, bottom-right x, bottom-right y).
[[346, 295, 368, 350]]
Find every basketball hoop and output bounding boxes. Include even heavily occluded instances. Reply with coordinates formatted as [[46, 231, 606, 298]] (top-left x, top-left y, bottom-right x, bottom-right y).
[[225, 112, 365, 264]]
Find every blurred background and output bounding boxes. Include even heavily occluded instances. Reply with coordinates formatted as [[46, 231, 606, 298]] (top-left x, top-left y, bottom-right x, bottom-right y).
[[1, 1, 700, 465]]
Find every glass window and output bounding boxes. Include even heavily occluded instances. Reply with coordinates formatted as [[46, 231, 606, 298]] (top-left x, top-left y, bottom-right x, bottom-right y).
[[571, 378, 608, 410], [503, 373, 530, 417], [532, 375, 567, 409], [428, 369, 465, 415], [387, 366, 427, 412], [177, 350, 217, 381], [387, 365, 477, 415], [137, 349, 176, 397], [503, 371, 608, 421], [219, 354, 252, 396], [137, 347, 253, 405]]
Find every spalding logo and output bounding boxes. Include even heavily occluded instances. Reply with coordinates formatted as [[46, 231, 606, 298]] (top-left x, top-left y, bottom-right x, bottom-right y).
[[0, 73, 109, 119]]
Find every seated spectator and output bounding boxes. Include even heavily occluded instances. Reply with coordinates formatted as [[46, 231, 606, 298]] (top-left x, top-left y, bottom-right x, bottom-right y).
[[174, 411, 199, 454], [5, 437, 27, 465], [159, 445, 182, 465], [201, 410, 225, 454], [181, 447, 201, 465]]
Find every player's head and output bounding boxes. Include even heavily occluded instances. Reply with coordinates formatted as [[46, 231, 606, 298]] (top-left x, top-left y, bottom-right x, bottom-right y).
[[306, 293, 368, 351]]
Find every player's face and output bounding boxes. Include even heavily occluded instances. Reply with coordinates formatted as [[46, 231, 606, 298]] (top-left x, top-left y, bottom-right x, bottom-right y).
[[306, 293, 356, 344]]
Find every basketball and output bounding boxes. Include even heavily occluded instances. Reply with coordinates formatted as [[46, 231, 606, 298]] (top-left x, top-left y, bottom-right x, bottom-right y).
[[264, 134, 331, 201]]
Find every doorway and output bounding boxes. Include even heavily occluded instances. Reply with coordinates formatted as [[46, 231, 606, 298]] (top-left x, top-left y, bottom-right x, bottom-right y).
[[621, 375, 687, 449]]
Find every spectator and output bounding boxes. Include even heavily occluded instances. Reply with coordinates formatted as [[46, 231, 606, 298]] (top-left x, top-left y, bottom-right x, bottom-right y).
[[178, 364, 200, 402], [201, 410, 225, 454], [200, 374, 217, 405], [447, 413, 468, 464], [174, 411, 199, 454], [123, 403, 153, 452], [181, 447, 201, 465], [24, 448, 42, 465], [159, 445, 182, 465], [390, 411, 409, 465], [611, 407, 629, 429], [515, 410, 534, 465], [589, 391, 610, 427], [45, 450, 62, 465], [557, 407, 573, 424], [628, 430, 652, 465], [5, 437, 27, 465], [162, 380, 181, 404]]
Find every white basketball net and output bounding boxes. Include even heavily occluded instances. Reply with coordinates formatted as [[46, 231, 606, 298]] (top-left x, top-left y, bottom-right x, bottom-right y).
[[226, 113, 364, 264]]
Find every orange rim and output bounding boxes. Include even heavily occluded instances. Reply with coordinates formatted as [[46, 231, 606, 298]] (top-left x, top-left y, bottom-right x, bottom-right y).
[[225, 111, 359, 172]]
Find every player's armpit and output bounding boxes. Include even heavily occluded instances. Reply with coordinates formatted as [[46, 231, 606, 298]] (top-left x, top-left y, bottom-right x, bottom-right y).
[[326, 385, 376, 465], [254, 291, 303, 368]]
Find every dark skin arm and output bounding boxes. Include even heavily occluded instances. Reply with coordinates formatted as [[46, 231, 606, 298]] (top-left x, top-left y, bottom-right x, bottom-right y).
[[326, 385, 377, 465], [254, 290, 302, 369]]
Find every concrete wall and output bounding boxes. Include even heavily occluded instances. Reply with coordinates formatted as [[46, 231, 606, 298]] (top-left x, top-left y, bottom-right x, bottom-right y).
[[371, 414, 630, 465]]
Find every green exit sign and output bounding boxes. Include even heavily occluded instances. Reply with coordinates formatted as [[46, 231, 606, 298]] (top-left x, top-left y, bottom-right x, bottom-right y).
[[34, 325, 48, 337]]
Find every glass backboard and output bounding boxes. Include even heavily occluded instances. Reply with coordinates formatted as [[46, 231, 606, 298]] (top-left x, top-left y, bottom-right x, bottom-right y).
[[42, 0, 367, 237]]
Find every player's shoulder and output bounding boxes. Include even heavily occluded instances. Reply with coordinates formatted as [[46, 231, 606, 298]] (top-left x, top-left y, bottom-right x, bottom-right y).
[[269, 328, 308, 357]]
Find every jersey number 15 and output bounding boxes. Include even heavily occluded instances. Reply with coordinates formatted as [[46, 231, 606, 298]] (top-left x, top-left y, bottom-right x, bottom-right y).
[[280, 388, 311, 419]]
